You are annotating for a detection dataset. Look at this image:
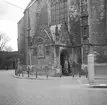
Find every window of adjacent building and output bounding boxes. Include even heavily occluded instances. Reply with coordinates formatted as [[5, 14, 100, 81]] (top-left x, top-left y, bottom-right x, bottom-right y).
[[45, 46, 50, 55], [51, 0, 68, 25]]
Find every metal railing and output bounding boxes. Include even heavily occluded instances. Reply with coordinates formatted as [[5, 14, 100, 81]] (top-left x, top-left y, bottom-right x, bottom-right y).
[[15, 63, 88, 78], [15, 64, 55, 78]]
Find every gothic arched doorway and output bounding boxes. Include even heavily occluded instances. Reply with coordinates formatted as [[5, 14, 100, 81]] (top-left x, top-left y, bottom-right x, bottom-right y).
[[60, 49, 70, 76]]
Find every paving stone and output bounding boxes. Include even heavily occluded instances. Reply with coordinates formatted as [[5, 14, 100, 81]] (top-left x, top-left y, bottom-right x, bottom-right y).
[[0, 70, 107, 105]]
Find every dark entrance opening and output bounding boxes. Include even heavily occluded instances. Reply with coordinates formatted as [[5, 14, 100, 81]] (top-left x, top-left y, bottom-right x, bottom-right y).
[[60, 50, 70, 76], [13, 61, 15, 69]]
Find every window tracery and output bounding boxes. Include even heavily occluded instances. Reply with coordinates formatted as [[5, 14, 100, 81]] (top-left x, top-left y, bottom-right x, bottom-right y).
[[51, 0, 68, 25]]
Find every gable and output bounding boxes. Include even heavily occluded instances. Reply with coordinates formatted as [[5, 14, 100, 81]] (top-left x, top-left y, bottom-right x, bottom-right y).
[[37, 2, 48, 28]]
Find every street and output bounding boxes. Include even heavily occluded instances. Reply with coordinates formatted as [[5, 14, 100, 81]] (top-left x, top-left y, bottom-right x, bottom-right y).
[[0, 70, 107, 105]]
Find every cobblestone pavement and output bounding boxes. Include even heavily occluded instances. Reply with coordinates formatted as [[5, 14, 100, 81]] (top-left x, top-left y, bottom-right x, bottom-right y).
[[0, 70, 107, 105]]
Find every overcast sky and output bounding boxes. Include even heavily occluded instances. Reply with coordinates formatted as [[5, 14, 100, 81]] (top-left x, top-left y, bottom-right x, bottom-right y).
[[0, 0, 30, 51]]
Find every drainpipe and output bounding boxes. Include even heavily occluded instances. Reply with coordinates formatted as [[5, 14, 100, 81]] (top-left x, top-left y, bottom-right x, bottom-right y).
[[80, 0, 83, 65]]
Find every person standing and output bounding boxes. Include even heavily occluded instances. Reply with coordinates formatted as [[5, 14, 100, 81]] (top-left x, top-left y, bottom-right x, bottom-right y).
[[64, 60, 69, 75], [69, 58, 75, 77], [68, 57, 72, 74], [72, 61, 75, 78], [78, 58, 82, 77], [5, 66, 8, 71]]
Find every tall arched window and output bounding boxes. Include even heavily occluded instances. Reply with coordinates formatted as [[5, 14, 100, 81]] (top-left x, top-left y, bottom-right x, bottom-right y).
[[51, 0, 68, 25]]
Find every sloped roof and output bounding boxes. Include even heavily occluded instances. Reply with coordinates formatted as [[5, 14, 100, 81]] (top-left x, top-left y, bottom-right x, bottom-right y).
[[24, 0, 37, 13]]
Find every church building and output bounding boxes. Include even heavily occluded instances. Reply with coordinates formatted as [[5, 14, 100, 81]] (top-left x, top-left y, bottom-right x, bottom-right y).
[[18, 0, 107, 76]]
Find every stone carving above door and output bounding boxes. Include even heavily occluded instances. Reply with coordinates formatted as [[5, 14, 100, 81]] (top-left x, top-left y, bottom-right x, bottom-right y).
[[59, 23, 71, 45]]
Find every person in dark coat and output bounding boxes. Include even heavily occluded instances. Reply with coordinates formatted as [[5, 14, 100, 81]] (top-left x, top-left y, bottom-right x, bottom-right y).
[[64, 60, 69, 75], [5, 66, 8, 71]]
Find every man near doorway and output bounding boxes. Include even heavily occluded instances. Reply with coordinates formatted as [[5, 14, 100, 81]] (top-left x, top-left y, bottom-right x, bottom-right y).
[[64, 59, 69, 75], [72, 61, 75, 78], [5, 66, 8, 71], [69, 56, 75, 77]]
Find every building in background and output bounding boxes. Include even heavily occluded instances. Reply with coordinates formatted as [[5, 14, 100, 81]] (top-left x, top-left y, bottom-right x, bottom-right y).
[[0, 51, 18, 70]]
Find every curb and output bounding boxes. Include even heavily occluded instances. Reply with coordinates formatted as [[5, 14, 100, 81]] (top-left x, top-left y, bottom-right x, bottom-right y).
[[77, 77, 107, 88], [89, 84, 107, 88], [82, 84, 107, 88], [13, 74, 30, 79], [13, 73, 82, 81], [12, 74, 62, 80], [12, 74, 107, 88]]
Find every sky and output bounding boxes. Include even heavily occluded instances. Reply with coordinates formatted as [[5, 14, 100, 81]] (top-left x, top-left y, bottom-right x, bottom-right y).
[[0, 0, 31, 51]]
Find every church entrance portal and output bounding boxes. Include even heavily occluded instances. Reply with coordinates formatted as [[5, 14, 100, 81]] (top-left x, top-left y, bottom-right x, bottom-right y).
[[60, 49, 70, 76]]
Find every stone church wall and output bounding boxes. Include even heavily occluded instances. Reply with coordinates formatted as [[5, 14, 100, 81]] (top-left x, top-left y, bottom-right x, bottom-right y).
[[88, 0, 107, 63], [23, 0, 55, 75], [18, 16, 26, 64]]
